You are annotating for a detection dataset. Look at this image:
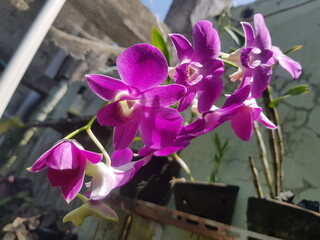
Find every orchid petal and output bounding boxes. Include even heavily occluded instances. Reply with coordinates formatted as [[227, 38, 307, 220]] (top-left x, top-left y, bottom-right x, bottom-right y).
[[231, 107, 254, 141], [47, 168, 80, 187], [81, 150, 103, 164], [117, 44, 168, 92], [97, 101, 140, 127], [193, 20, 220, 61], [174, 63, 197, 86], [113, 116, 140, 151], [86, 162, 116, 200], [139, 85, 187, 107], [111, 148, 133, 167], [29, 146, 55, 172], [253, 14, 272, 50], [140, 107, 183, 149], [63, 200, 118, 226], [59, 162, 86, 202], [181, 118, 206, 135], [197, 77, 223, 113], [223, 85, 251, 108], [272, 48, 302, 79], [258, 112, 277, 129], [251, 65, 272, 98], [169, 34, 194, 62], [113, 154, 152, 188], [46, 141, 81, 170], [86, 74, 129, 101], [177, 89, 196, 112], [241, 22, 255, 47]]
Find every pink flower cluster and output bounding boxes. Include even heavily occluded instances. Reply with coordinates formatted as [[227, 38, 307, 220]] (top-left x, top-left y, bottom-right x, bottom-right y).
[[29, 14, 301, 223]]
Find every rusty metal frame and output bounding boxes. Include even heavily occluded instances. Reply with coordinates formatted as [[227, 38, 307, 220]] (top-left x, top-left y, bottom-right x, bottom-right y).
[[107, 193, 282, 240]]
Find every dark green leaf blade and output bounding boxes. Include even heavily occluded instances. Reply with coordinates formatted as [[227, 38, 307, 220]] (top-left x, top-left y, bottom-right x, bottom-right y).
[[151, 27, 170, 65], [283, 45, 303, 55], [269, 84, 309, 108]]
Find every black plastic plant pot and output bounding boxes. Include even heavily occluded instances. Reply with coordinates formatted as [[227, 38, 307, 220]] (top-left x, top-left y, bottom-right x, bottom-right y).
[[120, 155, 180, 205], [247, 197, 320, 240], [173, 181, 239, 224]]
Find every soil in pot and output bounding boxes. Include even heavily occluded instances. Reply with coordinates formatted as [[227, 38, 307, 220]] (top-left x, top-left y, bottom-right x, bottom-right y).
[[173, 181, 239, 224]]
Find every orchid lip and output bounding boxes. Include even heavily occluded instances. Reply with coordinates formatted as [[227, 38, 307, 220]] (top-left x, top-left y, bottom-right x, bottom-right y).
[[187, 62, 203, 84], [119, 100, 136, 116]]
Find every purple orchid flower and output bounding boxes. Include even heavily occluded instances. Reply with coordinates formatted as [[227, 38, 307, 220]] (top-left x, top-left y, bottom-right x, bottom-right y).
[[138, 86, 251, 156], [220, 86, 276, 141], [86, 44, 186, 151], [170, 20, 224, 113], [229, 14, 302, 98], [28, 140, 103, 203], [86, 148, 152, 200]]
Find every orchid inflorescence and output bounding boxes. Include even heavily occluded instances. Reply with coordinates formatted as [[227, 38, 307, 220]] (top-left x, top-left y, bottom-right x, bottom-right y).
[[28, 14, 301, 225]]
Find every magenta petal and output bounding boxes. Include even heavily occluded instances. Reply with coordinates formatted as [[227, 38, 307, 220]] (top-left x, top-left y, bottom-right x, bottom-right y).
[[140, 107, 183, 149], [81, 150, 103, 164], [113, 116, 140, 151], [192, 20, 220, 61], [241, 22, 255, 47], [113, 154, 152, 188], [30, 147, 54, 172], [197, 77, 223, 113], [48, 167, 79, 187], [181, 118, 206, 135], [253, 14, 272, 50], [46, 141, 80, 170], [177, 89, 196, 112], [174, 63, 193, 86], [169, 34, 194, 62], [251, 65, 272, 98], [97, 101, 140, 127], [86, 74, 129, 101], [117, 44, 168, 92], [231, 108, 254, 141], [139, 85, 186, 107], [111, 148, 133, 167], [223, 85, 251, 108], [60, 165, 85, 202], [277, 54, 302, 80], [258, 112, 277, 129]]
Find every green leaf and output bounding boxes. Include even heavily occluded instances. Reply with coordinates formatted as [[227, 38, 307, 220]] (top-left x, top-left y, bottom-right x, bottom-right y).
[[151, 27, 170, 65], [0, 117, 24, 134], [269, 84, 309, 108], [283, 45, 303, 55], [224, 26, 245, 47]]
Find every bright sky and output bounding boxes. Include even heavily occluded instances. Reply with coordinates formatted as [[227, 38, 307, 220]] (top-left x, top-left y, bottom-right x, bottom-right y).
[[141, 0, 256, 21]]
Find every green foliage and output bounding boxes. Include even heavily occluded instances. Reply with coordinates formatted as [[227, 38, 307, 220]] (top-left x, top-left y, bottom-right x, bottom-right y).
[[283, 45, 303, 55], [224, 26, 245, 47], [151, 27, 170, 65], [0, 117, 24, 134], [208, 134, 229, 182], [269, 84, 309, 108]]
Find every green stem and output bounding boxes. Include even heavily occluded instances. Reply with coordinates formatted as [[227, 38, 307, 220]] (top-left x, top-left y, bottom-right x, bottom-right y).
[[64, 125, 88, 139], [86, 128, 111, 167], [172, 152, 195, 182]]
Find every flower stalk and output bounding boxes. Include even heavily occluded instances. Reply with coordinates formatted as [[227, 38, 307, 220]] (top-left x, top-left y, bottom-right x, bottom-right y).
[[172, 152, 195, 182], [248, 156, 264, 198]]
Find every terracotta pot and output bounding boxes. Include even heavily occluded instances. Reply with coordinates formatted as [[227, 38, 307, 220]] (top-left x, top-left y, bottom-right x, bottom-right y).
[[173, 181, 239, 224], [247, 197, 320, 240]]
